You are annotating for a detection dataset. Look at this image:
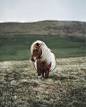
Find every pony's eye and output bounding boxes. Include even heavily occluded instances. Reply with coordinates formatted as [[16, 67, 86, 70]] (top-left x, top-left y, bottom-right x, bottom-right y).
[[37, 50, 39, 52]]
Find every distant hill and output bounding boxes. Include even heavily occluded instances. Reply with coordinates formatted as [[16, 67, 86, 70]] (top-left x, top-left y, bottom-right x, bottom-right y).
[[0, 20, 86, 37]]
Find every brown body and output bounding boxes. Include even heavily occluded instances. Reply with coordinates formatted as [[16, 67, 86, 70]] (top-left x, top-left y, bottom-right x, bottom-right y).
[[37, 59, 51, 78], [31, 45, 51, 78], [31, 40, 57, 79]]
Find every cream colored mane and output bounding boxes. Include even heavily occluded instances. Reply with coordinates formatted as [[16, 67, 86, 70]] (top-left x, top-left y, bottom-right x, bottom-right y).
[[30, 40, 47, 54], [30, 40, 55, 65]]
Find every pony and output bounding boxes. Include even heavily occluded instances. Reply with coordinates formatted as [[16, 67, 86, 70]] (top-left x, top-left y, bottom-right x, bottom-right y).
[[30, 40, 57, 79]]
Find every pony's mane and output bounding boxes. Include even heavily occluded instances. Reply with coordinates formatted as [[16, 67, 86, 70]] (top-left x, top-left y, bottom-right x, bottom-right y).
[[31, 40, 53, 65], [30, 40, 47, 54], [41, 46, 52, 65]]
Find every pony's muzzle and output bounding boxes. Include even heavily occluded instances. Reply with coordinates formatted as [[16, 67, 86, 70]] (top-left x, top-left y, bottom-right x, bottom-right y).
[[31, 57, 36, 62]]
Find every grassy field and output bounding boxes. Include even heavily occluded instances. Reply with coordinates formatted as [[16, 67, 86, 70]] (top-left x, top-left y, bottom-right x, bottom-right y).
[[0, 57, 86, 107], [0, 34, 85, 61]]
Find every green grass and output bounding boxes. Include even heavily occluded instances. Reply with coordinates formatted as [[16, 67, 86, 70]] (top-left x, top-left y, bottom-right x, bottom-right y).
[[0, 34, 85, 61]]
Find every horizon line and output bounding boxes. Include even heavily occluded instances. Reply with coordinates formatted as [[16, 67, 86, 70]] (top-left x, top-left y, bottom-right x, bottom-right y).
[[0, 19, 86, 23]]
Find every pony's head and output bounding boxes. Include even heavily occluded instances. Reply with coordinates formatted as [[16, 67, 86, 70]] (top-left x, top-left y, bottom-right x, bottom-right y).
[[30, 40, 46, 62]]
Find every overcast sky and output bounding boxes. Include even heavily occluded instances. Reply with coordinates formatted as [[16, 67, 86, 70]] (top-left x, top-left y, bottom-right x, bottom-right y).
[[0, 0, 86, 22]]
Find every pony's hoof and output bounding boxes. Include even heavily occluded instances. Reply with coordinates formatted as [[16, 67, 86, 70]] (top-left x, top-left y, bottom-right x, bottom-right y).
[[38, 76, 42, 79]]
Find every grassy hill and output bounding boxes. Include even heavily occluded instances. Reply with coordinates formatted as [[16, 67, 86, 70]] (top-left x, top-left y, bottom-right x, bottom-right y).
[[0, 34, 85, 61], [0, 20, 86, 61], [0, 20, 86, 37], [0, 57, 86, 106]]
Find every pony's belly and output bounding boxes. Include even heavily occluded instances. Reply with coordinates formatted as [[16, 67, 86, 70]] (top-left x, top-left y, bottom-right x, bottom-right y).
[[34, 54, 56, 71], [50, 53, 56, 71]]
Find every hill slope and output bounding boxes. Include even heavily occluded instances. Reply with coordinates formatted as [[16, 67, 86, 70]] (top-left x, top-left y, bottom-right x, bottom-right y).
[[0, 20, 86, 37]]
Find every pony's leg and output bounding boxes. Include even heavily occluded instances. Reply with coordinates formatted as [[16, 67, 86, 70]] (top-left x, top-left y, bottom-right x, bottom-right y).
[[45, 68, 49, 79], [42, 72, 44, 78], [37, 69, 42, 79]]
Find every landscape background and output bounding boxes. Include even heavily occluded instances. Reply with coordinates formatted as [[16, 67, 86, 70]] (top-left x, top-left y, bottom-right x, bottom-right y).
[[0, 20, 86, 61], [0, 0, 86, 106], [0, 20, 86, 107]]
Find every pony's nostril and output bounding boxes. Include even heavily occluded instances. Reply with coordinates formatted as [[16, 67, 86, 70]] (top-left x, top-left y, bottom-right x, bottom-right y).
[[31, 58, 35, 62]]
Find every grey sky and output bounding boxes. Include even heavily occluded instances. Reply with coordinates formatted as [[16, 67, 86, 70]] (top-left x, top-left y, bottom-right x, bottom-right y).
[[0, 0, 86, 22]]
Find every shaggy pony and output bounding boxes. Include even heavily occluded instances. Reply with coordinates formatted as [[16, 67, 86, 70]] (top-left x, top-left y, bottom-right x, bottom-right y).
[[30, 40, 57, 79]]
